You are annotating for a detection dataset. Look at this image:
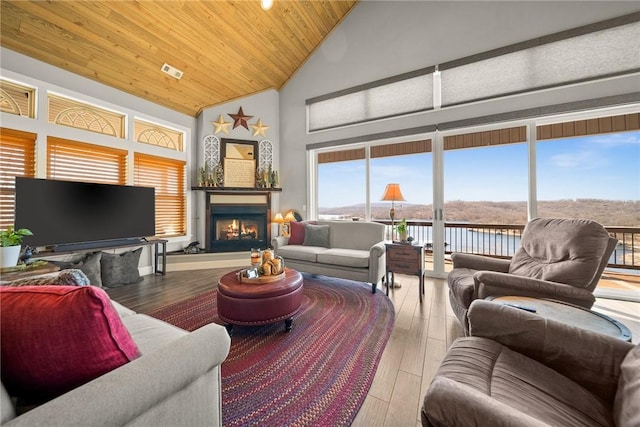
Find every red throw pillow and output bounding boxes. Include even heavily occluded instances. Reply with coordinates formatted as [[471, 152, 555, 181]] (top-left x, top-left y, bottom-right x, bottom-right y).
[[288, 221, 306, 245], [0, 286, 140, 402], [289, 221, 316, 245]]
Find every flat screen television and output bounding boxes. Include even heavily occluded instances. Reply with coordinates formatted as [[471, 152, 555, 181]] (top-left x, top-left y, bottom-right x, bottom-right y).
[[15, 177, 155, 250]]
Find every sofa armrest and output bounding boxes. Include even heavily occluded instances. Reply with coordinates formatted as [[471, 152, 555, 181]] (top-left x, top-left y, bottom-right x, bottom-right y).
[[467, 300, 634, 404], [271, 236, 290, 251], [5, 323, 231, 427], [473, 271, 596, 307], [423, 377, 544, 427], [451, 253, 510, 272], [367, 241, 386, 284]]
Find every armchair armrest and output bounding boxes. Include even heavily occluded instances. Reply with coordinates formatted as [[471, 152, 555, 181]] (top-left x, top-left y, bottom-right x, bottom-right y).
[[271, 236, 290, 251], [6, 323, 231, 427], [474, 270, 596, 308], [423, 377, 544, 427], [451, 253, 510, 272], [367, 241, 386, 285], [467, 300, 634, 404]]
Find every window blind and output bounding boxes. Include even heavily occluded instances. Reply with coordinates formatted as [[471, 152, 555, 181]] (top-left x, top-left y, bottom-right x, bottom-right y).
[[134, 153, 186, 238], [441, 21, 640, 107], [308, 71, 434, 132], [0, 128, 36, 229], [47, 137, 127, 184]]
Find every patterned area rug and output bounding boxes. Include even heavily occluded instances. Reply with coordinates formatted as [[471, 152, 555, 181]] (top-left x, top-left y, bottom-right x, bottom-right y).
[[147, 274, 395, 427]]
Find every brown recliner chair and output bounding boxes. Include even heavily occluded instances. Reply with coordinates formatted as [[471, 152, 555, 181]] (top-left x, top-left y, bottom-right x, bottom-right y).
[[447, 218, 617, 332], [421, 300, 638, 427]]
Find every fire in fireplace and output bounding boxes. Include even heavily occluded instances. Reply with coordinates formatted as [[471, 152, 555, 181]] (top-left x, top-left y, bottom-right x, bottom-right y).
[[209, 204, 268, 252]]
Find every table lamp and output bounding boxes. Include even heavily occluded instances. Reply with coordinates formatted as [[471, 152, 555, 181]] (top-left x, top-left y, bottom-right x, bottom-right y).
[[380, 183, 406, 230], [283, 211, 296, 237], [273, 213, 284, 236]]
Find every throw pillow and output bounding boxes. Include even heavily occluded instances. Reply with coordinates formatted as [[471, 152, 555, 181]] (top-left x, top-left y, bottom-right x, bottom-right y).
[[303, 224, 330, 248], [0, 285, 140, 402], [100, 248, 142, 287], [4, 269, 90, 287], [49, 251, 103, 287], [288, 221, 306, 245]]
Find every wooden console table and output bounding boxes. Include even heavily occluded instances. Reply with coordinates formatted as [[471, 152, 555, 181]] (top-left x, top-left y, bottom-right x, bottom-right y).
[[385, 242, 426, 302]]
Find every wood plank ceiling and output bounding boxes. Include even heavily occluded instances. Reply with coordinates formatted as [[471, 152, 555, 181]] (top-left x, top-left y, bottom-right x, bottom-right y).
[[0, 1, 358, 117]]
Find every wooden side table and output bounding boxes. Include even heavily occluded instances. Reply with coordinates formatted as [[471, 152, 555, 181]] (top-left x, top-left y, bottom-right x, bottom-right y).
[[0, 261, 60, 282], [385, 242, 426, 302]]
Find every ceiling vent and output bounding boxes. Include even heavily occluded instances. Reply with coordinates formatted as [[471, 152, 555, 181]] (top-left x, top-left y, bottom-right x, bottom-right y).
[[161, 63, 184, 80]]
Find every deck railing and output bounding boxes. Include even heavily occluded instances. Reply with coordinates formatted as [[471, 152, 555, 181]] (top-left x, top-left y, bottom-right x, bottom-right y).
[[374, 220, 639, 270]]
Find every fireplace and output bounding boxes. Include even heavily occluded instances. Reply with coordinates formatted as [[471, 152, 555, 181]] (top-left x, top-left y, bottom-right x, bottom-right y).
[[206, 193, 271, 253]]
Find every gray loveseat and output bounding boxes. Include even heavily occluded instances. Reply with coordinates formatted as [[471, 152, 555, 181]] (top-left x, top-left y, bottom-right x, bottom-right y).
[[271, 220, 386, 294], [1, 287, 231, 427]]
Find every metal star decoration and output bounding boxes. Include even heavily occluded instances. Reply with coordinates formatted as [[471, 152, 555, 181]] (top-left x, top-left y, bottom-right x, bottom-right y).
[[251, 118, 270, 137], [212, 114, 231, 135], [229, 107, 253, 130]]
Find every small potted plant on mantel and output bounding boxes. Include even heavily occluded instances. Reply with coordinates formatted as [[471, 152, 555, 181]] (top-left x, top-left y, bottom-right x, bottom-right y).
[[0, 226, 33, 268]]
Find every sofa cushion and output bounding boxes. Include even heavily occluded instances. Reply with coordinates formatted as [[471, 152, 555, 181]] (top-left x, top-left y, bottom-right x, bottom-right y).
[[508, 218, 610, 288], [431, 337, 612, 427], [614, 344, 640, 427], [50, 251, 103, 287], [0, 286, 140, 402], [277, 245, 327, 263], [317, 248, 370, 268], [101, 248, 142, 287], [303, 224, 330, 248], [3, 269, 90, 287]]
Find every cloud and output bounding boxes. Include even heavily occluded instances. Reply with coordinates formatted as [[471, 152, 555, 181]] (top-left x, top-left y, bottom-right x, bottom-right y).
[[551, 150, 609, 169], [587, 132, 640, 148]]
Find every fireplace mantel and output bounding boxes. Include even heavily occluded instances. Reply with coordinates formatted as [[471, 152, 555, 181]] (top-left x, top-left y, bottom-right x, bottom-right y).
[[192, 186, 282, 193]]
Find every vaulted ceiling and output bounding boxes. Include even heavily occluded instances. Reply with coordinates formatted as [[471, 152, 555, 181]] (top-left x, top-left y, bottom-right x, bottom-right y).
[[1, 1, 358, 117]]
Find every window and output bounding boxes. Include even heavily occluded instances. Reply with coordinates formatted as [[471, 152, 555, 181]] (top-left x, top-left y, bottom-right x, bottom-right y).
[[134, 153, 186, 238], [444, 126, 529, 225], [47, 137, 127, 184], [370, 140, 432, 221], [0, 128, 36, 229], [0, 80, 35, 118], [48, 94, 125, 138], [134, 119, 184, 152], [317, 148, 366, 220]]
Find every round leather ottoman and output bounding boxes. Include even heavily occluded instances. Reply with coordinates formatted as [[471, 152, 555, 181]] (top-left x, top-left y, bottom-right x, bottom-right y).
[[217, 268, 303, 334]]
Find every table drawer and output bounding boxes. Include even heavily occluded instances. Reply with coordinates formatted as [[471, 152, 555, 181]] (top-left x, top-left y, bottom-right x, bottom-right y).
[[387, 249, 419, 262], [388, 260, 418, 274]]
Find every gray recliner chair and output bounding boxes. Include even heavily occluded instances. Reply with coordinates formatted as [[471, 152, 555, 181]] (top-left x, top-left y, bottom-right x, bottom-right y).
[[447, 217, 618, 332], [421, 300, 638, 427]]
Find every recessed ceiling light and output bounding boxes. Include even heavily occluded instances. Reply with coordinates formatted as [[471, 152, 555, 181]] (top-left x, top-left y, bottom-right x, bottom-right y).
[[161, 63, 184, 80], [261, 0, 273, 11]]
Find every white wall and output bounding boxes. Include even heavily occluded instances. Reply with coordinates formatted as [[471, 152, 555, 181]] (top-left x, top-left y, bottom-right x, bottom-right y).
[[279, 1, 640, 216]]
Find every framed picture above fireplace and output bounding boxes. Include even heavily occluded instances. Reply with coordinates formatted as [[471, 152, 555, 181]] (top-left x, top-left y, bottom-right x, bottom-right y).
[[221, 138, 258, 162]]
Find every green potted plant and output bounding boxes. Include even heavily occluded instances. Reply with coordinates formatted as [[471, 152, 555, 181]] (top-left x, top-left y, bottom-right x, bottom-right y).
[[0, 226, 33, 268], [395, 218, 409, 242]]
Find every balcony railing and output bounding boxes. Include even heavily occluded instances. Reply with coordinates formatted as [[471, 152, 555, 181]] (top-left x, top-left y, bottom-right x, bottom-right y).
[[375, 220, 639, 271]]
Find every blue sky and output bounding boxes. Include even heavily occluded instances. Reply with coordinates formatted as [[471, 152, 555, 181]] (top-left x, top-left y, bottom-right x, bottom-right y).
[[318, 131, 640, 208]]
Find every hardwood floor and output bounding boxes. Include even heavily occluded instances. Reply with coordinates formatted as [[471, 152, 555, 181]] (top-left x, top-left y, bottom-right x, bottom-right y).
[[106, 269, 640, 427]]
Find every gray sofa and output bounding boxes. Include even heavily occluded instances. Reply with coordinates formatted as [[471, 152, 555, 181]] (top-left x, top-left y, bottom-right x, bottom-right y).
[[1, 297, 231, 427], [271, 220, 386, 294]]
